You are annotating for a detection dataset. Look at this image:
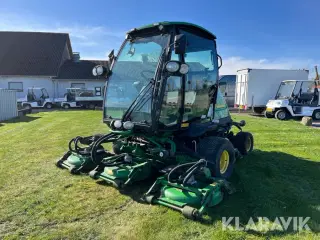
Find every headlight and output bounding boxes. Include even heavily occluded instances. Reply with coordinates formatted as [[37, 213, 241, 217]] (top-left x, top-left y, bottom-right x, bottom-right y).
[[92, 65, 105, 76], [114, 120, 122, 129], [123, 121, 134, 130], [165, 61, 180, 73], [275, 101, 282, 106], [179, 63, 189, 74]]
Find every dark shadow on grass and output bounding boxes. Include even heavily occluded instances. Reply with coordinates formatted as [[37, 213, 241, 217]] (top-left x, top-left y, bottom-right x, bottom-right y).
[[1, 115, 41, 124], [204, 150, 320, 236]]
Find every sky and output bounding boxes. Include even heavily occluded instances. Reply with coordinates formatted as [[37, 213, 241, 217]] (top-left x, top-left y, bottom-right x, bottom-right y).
[[0, 0, 319, 76]]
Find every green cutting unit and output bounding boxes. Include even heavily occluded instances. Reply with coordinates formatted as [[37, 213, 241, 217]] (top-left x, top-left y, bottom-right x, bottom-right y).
[[56, 21, 254, 219]]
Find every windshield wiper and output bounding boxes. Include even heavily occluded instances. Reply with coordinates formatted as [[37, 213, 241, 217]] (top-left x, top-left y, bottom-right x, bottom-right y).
[[122, 80, 154, 122]]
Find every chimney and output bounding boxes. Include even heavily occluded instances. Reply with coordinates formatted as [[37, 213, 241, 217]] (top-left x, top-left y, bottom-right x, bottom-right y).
[[73, 52, 80, 62]]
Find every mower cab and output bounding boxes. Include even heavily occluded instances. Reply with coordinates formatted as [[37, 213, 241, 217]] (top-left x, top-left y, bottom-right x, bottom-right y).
[[56, 22, 254, 220]]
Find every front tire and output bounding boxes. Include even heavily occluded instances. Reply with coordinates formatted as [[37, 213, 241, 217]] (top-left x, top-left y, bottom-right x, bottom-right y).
[[231, 132, 254, 156], [275, 109, 288, 120], [63, 104, 70, 109], [198, 137, 236, 179], [312, 110, 320, 121], [45, 103, 53, 109]]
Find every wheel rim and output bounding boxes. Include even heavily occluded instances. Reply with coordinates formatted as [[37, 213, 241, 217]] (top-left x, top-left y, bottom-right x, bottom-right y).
[[278, 111, 286, 119], [220, 150, 230, 174], [315, 112, 320, 119], [245, 137, 252, 152]]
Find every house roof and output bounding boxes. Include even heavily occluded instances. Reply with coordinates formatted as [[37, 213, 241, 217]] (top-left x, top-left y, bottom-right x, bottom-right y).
[[54, 60, 109, 79], [0, 31, 72, 76]]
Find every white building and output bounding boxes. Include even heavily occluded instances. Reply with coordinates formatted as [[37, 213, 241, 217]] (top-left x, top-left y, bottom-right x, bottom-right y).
[[0, 31, 108, 99]]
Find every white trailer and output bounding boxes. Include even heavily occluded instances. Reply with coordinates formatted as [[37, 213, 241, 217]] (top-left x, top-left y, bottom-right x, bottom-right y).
[[234, 69, 309, 113]]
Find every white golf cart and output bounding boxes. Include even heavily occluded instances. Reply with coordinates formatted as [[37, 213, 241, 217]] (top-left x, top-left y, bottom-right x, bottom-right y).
[[265, 80, 320, 120], [17, 87, 55, 110], [60, 87, 103, 109]]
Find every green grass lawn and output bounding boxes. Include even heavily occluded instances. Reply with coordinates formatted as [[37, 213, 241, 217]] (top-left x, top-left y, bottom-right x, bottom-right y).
[[0, 111, 319, 240]]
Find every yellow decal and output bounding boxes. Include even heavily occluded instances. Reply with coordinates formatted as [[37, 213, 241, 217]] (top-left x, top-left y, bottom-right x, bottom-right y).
[[181, 122, 189, 128]]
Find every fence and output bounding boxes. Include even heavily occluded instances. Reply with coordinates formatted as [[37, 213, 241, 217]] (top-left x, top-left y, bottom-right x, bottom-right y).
[[0, 89, 18, 121]]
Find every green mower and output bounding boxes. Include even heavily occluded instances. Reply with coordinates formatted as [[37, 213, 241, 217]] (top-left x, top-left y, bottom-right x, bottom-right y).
[[56, 21, 254, 219]]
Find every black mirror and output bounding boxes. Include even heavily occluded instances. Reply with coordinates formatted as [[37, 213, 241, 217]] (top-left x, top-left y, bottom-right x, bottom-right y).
[[108, 49, 115, 64], [239, 120, 246, 127], [174, 34, 187, 54]]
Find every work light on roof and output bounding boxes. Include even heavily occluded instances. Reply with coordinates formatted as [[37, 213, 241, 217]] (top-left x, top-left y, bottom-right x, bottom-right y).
[[165, 61, 180, 73]]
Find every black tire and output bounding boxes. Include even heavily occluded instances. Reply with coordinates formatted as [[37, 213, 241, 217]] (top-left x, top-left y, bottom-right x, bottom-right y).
[[232, 132, 254, 156], [275, 109, 289, 120], [312, 110, 320, 121], [182, 206, 200, 220], [63, 104, 70, 109], [198, 137, 236, 179], [264, 111, 274, 118], [45, 103, 53, 109], [24, 104, 32, 110]]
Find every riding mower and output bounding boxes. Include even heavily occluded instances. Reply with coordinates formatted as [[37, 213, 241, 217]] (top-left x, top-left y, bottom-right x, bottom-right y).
[[56, 22, 254, 219]]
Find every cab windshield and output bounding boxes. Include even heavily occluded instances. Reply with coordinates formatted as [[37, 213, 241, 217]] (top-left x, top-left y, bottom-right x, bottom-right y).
[[104, 34, 169, 122], [276, 81, 296, 99]]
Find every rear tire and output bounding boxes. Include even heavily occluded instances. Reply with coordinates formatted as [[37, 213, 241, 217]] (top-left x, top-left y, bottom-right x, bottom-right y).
[[63, 104, 70, 109], [198, 137, 235, 179], [312, 110, 320, 121], [275, 109, 288, 120]]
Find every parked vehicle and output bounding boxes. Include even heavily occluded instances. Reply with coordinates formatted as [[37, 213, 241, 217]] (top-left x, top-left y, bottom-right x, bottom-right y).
[[219, 75, 236, 107], [265, 80, 320, 120], [60, 87, 103, 109], [234, 69, 309, 113], [17, 87, 56, 110]]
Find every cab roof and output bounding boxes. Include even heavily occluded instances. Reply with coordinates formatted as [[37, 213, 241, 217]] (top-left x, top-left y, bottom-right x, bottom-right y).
[[128, 21, 216, 40]]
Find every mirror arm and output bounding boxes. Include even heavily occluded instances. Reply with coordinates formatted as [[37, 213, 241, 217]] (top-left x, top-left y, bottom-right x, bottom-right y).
[[218, 54, 223, 69]]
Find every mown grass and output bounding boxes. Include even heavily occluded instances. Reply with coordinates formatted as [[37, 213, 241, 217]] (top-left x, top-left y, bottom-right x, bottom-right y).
[[0, 110, 319, 240]]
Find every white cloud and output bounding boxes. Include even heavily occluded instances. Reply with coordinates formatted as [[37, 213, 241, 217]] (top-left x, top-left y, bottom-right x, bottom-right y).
[[220, 56, 319, 78]]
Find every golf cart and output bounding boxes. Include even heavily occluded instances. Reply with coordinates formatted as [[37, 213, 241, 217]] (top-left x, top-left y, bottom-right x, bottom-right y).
[[56, 22, 254, 219], [265, 80, 320, 120], [60, 87, 103, 109], [18, 87, 54, 110]]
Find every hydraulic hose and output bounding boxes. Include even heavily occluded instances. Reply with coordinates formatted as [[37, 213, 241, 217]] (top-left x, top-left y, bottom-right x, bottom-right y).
[[167, 159, 207, 186], [90, 133, 117, 164]]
